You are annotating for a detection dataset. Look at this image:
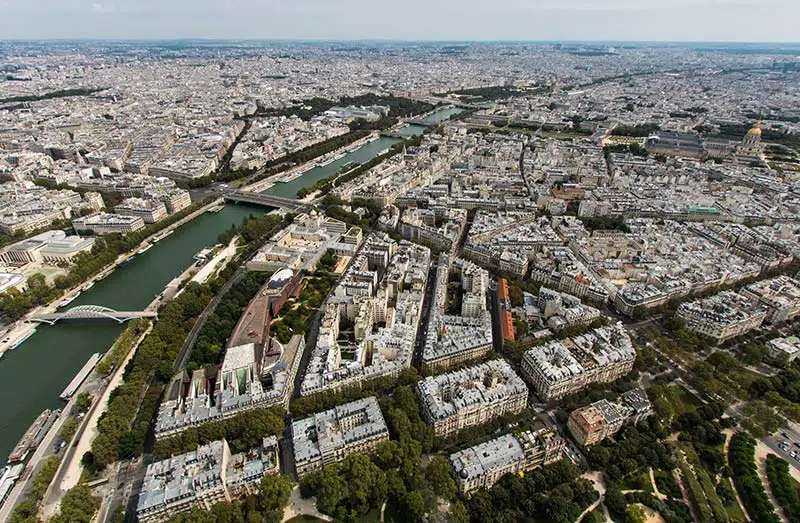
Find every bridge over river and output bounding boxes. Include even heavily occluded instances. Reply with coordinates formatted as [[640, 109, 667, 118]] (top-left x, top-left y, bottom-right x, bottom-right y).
[[29, 305, 158, 325]]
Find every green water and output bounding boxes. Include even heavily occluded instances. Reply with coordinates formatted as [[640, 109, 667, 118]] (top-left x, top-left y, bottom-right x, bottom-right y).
[[0, 204, 261, 460], [0, 106, 463, 461], [264, 106, 463, 199]]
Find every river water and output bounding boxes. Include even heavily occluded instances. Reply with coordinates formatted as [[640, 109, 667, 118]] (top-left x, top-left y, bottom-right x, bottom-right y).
[[0, 106, 462, 461]]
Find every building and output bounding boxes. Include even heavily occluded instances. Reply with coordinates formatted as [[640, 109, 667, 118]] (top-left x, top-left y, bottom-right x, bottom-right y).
[[768, 336, 800, 363], [450, 428, 564, 496], [567, 388, 653, 447], [532, 287, 602, 332], [676, 291, 767, 344], [136, 437, 280, 523], [73, 212, 145, 235], [115, 197, 169, 224], [292, 397, 389, 477], [417, 359, 528, 438], [422, 256, 494, 373], [300, 235, 430, 396], [740, 276, 800, 324], [520, 323, 636, 401], [247, 213, 359, 272], [0, 230, 95, 265], [156, 270, 305, 437]]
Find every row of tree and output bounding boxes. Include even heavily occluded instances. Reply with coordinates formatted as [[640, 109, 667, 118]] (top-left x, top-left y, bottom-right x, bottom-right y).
[[728, 432, 780, 523], [90, 283, 215, 468], [152, 406, 285, 460], [189, 271, 272, 369], [765, 454, 800, 522], [296, 138, 410, 198], [0, 200, 209, 321], [256, 94, 433, 122], [8, 455, 60, 523]]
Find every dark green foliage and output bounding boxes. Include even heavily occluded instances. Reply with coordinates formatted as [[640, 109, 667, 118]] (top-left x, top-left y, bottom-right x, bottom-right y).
[[189, 271, 272, 368], [0, 272, 62, 320], [579, 215, 632, 233], [0, 87, 106, 104], [152, 406, 285, 459], [0, 200, 208, 320], [259, 474, 294, 523], [765, 454, 800, 522], [300, 454, 388, 520], [586, 420, 674, 483], [655, 470, 683, 499], [257, 94, 432, 122], [728, 432, 780, 523], [611, 123, 661, 137], [50, 485, 100, 523], [464, 459, 597, 523], [271, 274, 337, 344], [90, 283, 215, 468], [8, 456, 60, 523], [218, 212, 286, 247]]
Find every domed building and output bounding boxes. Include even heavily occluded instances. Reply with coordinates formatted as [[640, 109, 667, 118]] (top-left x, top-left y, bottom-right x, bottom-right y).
[[738, 120, 765, 157]]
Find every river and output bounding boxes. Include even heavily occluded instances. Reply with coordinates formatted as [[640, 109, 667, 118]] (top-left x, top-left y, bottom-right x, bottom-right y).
[[0, 205, 259, 460], [0, 105, 462, 461], [263, 106, 463, 199]]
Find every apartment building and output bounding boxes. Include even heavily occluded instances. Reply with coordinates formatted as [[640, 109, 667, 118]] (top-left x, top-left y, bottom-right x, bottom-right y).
[[676, 291, 767, 343], [450, 428, 564, 495], [417, 359, 528, 438], [521, 323, 636, 401], [73, 212, 145, 235], [291, 397, 389, 477], [567, 388, 653, 447], [136, 437, 280, 523]]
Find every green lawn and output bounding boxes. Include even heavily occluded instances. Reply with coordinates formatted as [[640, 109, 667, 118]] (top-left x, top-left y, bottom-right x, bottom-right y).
[[620, 471, 654, 493], [720, 477, 748, 523], [354, 508, 382, 523], [666, 385, 703, 415]]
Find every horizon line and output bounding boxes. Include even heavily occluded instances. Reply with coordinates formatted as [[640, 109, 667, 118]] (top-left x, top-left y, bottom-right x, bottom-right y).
[[1, 38, 800, 45]]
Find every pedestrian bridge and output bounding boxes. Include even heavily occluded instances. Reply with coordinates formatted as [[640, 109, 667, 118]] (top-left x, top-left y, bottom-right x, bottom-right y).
[[29, 305, 158, 325]]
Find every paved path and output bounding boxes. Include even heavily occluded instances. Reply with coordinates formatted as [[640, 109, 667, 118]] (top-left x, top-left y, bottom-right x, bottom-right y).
[[753, 438, 789, 523], [577, 471, 606, 523], [281, 486, 332, 522], [191, 237, 239, 284], [42, 325, 152, 519]]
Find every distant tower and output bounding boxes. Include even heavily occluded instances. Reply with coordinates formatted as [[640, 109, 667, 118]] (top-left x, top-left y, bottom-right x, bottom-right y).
[[739, 120, 765, 157]]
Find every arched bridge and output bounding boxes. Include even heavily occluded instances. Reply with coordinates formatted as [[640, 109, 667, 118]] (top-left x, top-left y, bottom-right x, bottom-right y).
[[30, 305, 158, 325], [223, 191, 319, 213]]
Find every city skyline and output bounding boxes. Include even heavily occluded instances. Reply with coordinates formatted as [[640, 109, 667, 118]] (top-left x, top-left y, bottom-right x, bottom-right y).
[[1, 0, 798, 42]]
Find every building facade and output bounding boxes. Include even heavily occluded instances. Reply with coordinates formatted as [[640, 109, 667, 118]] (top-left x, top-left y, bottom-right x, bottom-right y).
[[292, 397, 389, 477], [520, 323, 636, 401], [417, 359, 528, 438], [567, 388, 653, 447], [136, 437, 280, 523], [450, 428, 565, 496]]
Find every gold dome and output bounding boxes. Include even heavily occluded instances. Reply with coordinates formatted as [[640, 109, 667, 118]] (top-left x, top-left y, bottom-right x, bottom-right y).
[[747, 121, 762, 137]]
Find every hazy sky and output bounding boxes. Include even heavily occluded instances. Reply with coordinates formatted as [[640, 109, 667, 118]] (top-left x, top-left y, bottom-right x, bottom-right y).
[[1, 0, 798, 42]]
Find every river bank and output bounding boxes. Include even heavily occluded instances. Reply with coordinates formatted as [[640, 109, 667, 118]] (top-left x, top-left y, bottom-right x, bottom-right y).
[[0, 203, 260, 461], [0, 198, 225, 361]]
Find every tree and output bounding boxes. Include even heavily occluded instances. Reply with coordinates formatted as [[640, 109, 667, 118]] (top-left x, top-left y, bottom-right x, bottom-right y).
[[426, 455, 458, 501], [73, 391, 93, 413], [605, 486, 628, 518], [259, 474, 293, 523], [625, 504, 647, 523]]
